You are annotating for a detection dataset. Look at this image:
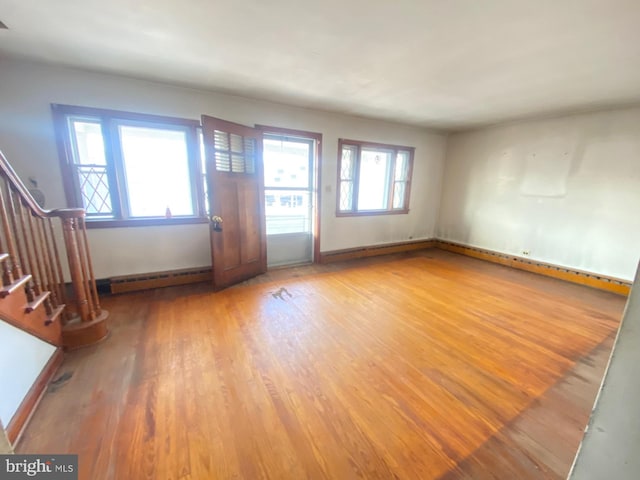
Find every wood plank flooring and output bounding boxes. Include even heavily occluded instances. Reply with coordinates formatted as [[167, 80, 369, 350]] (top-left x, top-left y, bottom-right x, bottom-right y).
[[16, 250, 625, 479]]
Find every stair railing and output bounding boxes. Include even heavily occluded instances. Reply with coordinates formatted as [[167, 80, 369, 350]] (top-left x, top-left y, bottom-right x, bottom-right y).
[[0, 150, 105, 340]]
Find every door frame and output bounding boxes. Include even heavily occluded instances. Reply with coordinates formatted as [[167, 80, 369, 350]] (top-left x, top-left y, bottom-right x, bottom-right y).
[[256, 125, 322, 264]]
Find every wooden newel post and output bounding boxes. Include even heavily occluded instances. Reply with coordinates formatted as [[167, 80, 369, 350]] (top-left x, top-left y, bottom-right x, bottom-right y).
[[51, 208, 108, 348], [61, 215, 91, 322]]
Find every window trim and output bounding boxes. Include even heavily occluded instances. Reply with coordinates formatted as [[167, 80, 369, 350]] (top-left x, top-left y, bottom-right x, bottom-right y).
[[52, 104, 205, 228], [336, 138, 414, 217]]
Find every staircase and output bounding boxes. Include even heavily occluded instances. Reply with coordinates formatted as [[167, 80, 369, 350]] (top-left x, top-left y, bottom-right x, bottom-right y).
[[0, 261, 64, 346], [0, 149, 108, 446], [0, 149, 108, 349]]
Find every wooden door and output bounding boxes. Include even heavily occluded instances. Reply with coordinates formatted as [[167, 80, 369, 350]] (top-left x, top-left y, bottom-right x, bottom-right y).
[[201, 115, 267, 289]]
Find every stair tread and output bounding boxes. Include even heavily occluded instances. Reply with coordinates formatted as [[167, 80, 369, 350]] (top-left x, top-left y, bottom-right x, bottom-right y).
[[0, 274, 32, 298], [45, 304, 65, 326], [25, 290, 51, 313]]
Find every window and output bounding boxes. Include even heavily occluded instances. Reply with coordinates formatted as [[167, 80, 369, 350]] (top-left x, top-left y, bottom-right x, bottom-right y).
[[263, 134, 314, 235], [53, 105, 205, 227], [337, 139, 414, 215]]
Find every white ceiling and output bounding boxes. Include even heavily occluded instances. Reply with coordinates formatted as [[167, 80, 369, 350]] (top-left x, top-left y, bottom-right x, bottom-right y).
[[0, 0, 639, 130]]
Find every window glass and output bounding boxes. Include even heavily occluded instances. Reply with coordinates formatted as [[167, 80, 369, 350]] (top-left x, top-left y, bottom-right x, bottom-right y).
[[338, 145, 356, 211], [264, 138, 310, 188], [198, 129, 210, 215], [264, 189, 311, 234], [395, 151, 409, 181], [71, 119, 106, 166], [119, 125, 194, 217], [263, 136, 313, 235], [357, 149, 392, 210]]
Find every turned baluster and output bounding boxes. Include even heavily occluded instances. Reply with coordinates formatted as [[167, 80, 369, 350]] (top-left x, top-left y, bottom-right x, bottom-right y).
[[5, 187, 27, 284], [0, 186, 14, 286], [0, 226, 9, 287], [14, 191, 42, 302], [47, 218, 70, 322], [75, 219, 96, 320], [24, 202, 47, 299], [61, 215, 91, 322], [0, 185, 21, 283], [35, 216, 58, 309], [79, 217, 101, 316], [43, 219, 66, 311]]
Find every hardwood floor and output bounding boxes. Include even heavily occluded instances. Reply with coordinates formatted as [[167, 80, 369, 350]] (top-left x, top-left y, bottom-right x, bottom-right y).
[[17, 250, 625, 479]]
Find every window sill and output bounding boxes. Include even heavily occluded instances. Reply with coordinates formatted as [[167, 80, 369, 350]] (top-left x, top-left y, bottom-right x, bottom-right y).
[[335, 209, 409, 217], [85, 217, 208, 229]]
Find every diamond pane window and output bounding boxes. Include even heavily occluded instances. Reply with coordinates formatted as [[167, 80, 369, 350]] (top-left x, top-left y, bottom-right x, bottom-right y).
[[77, 166, 113, 215], [54, 104, 203, 224], [395, 151, 409, 181], [339, 182, 353, 211], [338, 145, 356, 212], [392, 182, 406, 209], [68, 118, 113, 217], [392, 150, 411, 210], [341, 146, 356, 180], [337, 139, 414, 215]]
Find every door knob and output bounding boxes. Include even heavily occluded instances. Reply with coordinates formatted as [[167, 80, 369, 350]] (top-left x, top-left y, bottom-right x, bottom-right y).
[[211, 215, 223, 232]]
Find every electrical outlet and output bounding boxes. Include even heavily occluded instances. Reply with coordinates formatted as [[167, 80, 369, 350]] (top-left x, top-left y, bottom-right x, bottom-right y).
[[522, 250, 530, 256]]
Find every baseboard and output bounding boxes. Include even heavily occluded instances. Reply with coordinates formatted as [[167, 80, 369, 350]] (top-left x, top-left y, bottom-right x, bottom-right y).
[[6, 347, 64, 445], [318, 239, 436, 264], [435, 240, 632, 296], [110, 241, 630, 295], [110, 266, 212, 294], [317, 238, 631, 295]]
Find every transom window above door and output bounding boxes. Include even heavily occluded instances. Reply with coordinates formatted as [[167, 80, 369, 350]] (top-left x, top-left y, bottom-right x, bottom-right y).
[[52, 104, 205, 227], [337, 139, 414, 216]]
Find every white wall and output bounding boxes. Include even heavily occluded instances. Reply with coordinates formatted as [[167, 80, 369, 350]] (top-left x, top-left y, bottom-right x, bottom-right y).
[[0, 320, 56, 428], [0, 419, 12, 453], [569, 261, 640, 479], [438, 108, 640, 280], [0, 58, 447, 279]]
